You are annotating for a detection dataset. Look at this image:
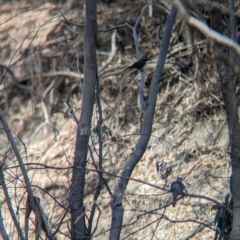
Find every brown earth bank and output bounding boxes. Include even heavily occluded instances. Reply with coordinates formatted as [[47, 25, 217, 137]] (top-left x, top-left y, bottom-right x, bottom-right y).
[[0, 0, 239, 239]]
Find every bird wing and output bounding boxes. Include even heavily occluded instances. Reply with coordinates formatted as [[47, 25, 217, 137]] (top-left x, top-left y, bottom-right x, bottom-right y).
[[171, 181, 185, 194]]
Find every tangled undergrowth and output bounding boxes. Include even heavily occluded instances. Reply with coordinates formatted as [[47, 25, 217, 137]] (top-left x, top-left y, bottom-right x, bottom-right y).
[[0, 0, 237, 239]]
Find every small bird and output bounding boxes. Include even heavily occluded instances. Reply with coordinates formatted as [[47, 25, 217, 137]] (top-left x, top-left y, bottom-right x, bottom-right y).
[[123, 56, 150, 72], [170, 177, 185, 207]]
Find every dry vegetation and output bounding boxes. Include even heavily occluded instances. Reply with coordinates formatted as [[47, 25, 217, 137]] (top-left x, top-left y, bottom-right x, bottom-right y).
[[0, 0, 238, 239]]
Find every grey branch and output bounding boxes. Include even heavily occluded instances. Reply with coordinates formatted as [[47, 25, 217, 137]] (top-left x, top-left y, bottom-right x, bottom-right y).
[[170, 177, 185, 207], [0, 208, 9, 240]]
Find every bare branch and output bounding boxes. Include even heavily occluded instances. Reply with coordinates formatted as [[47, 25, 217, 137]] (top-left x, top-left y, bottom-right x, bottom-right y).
[[174, 0, 240, 56], [124, 1, 152, 110], [0, 110, 36, 207], [0, 163, 24, 240], [0, 209, 9, 240], [179, 219, 214, 240], [49, 0, 84, 27], [99, 24, 126, 32]]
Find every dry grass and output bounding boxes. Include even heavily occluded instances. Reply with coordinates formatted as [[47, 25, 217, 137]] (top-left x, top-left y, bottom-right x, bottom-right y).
[[0, 0, 235, 239]]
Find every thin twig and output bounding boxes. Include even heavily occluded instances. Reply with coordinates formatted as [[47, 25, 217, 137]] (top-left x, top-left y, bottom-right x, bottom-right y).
[[0, 164, 24, 240], [98, 30, 117, 74], [99, 24, 126, 32], [52, 205, 70, 237], [87, 70, 105, 235], [125, 0, 152, 110], [0, 110, 36, 209], [49, 0, 84, 27], [0, 64, 63, 113], [62, 99, 79, 124], [23, 162, 232, 213]]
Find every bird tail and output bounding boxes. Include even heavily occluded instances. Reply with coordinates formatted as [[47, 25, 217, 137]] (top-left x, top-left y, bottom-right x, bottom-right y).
[[172, 191, 177, 207], [123, 67, 130, 72]]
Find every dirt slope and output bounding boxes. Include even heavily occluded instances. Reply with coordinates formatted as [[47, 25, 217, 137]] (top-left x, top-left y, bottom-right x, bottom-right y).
[[0, 0, 236, 239]]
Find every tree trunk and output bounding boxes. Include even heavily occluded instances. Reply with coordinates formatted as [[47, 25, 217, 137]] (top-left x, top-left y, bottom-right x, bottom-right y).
[[69, 0, 97, 239], [210, 3, 240, 239]]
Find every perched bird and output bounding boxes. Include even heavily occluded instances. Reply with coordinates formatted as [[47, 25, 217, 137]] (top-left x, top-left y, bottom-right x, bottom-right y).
[[170, 177, 185, 207], [123, 56, 150, 72]]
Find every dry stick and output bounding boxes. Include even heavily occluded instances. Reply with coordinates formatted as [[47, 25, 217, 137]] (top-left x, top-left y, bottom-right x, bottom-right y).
[[99, 24, 126, 32], [0, 64, 62, 113], [150, 199, 168, 240], [121, 217, 169, 240], [173, 0, 240, 56], [32, 184, 70, 237], [52, 205, 70, 237], [0, 110, 36, 239], [122, 213, 215, 240], [125, 0, 152, 110], [30, 70, 83, 80], [0, 111, 57, 239], [98, 30, 117, 74], [183, 193, 233, 214], [49, 0, 84, 27], [0, 164, 24, 240], [34, 199, 57, 240], [62, 99, 78, 124], [8, 31, 33, 68], [88, 144, 112, 197], [9, 15, 59, 70], [2, 16, 51, 82], [179, 219, 215, 240]]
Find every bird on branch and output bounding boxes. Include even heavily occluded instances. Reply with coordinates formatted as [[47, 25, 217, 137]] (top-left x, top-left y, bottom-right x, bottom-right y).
[[170, 177, 185, 207], [123, 56, 150, 72]]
